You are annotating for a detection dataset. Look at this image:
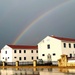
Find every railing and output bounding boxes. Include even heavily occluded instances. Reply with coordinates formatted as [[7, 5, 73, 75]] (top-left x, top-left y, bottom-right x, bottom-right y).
[[19, 62, 33, 65], [37, 61, 52, 66], [6, 61, 33, 66], [0, 61, 53, 66], [6, 62, 15, 66]]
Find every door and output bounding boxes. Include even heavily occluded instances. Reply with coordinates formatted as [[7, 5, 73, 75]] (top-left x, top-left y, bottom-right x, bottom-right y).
[[5, 57, 7, 62], [47, 54, 52, 62]]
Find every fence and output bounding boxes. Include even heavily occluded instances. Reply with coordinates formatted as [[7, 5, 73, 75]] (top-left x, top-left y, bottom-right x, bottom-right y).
[[0, 60, 53, 66], [6, 61, 33, 66]]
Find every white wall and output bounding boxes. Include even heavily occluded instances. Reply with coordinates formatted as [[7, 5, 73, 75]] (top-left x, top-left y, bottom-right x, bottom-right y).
[[68, 60, 75, 63], [61, 41, 75, 57], [38, 36, 62, 61], [1, 45, 12, 62], [12, 49, 38, 62], [49, 37, 62, 61]]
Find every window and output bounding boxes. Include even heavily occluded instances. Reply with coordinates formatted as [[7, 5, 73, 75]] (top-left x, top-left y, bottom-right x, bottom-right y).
[[42, 54, 45, 56], [47, 44, 50, 49], [53, 53, 56, 56], [3, 57, 4, 59], [14, 57, 16, 58], [37, 56, 38, 59], [8, 57, 9, 59], [36, 50, 38, 53], [74, 44, 75, 48], [24, 57, 26, 60], [32, 57, 33, 60], [24, 50, 26, 53], [5, 51, 7, 54], [19, 50, 21, 53], [69, 43, 71, 48], [19, 57, 21, 60], [63, 43, 66, 48], [14, 50, 16, 53], [31, 50, 33, 53], [70, 54, 72, 58]]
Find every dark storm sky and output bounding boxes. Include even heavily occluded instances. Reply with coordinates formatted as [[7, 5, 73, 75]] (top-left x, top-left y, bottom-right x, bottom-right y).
[[0, 0, 75, 49]]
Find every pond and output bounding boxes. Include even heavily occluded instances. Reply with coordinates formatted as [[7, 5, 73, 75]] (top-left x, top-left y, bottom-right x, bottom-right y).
[[0, 68, 75, 75]]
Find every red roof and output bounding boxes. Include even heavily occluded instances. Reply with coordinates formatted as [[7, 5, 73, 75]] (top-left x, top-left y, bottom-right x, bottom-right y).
[[8, 45, 38, 49], [50, 35, 75, 41]]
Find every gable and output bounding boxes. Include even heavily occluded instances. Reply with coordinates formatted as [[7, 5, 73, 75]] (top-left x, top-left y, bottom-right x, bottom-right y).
[[38, 36, 61, 45], [1, 45, 12, 50], [38, 36, 50, 45]]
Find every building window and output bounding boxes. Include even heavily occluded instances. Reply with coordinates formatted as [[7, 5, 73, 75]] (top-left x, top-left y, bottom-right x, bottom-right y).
[[42, 54, 45, 56], [63, 43, 66, 48], [24, 57, 26, 60], [24, 50, 26, 53], [74, 44, 75, 48], [19, 57, 21, 60], [19, 50, 21, 53], [5, 51, 7, 54], [47, 44, 50, 49], [37, 56, 38, 59], [31, 50, 33, 53], [14, 57, 16, 58], [36, 50, 38, 53], [14, 50, 16, 53], [8, 57, 9, 59], [3, 57, 4, 59], [32, 57, 33, 60], [69, 43, 71, 48], [53, 53, 56, 56], [70, 54, 72, 58]]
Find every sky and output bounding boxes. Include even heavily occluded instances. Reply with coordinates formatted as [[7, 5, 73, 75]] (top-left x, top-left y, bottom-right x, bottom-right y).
[[0, 0, 75, 49]]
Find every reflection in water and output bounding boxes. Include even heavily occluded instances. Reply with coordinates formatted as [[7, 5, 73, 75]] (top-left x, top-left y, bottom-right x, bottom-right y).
[[59, 68, 75, 74], [0, 68, 75, 75], [59, 68, 69, 73], [33, 68, 37, 71]]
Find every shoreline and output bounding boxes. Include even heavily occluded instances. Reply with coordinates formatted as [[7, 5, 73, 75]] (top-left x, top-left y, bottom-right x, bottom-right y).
[[0, 65, 75, 69]]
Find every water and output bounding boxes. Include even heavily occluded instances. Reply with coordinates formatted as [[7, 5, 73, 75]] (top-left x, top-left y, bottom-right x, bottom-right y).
[[0, 68, 75, 75]]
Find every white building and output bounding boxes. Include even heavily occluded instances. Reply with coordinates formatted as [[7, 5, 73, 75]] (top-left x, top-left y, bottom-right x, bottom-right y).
[[38, 35, 75, 63], [1, 45, 38, 62]]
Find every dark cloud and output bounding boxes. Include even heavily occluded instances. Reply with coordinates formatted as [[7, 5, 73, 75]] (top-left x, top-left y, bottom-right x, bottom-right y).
[[0, 0, 75, 49]]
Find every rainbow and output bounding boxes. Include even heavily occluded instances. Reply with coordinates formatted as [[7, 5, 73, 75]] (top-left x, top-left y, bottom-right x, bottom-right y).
[[12, 0, 71, 45]]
